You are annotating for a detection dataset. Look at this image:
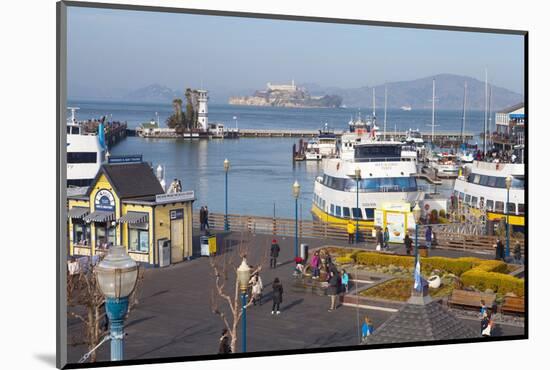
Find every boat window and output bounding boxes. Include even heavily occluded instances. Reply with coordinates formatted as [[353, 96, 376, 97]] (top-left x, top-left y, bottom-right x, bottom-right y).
[[467, 173, 475, 183], [67, 152, 98, 164], [354, 145, 401, 161], [473, 175, 481, 184], [330, 204, 335, 215], [495, 201, 504, 212], [487, 176, 497, 187], [479, 175, 489, 186], [343, 207, 351, 218], [507, 203, 516, 214], [518, 203, 525, 215], [335, 206, 342, 217], [495, 177, 506, 188], [352, 208, 362, 219], [364, 208, 375, 220], [465, 194, 471, 204], [486, 200, 494, 211], [459, 192, 464, 201], [322, 199, 326, 210], [471, 196, 478, 207], [512, 177, 524, 189]]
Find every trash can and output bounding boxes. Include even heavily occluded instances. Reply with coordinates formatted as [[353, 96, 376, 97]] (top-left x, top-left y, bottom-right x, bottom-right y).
[[158, 238, 171, 267], [208, 235, 217, 256], [200, 236, 210, 256], [300, 243, 309, 262]]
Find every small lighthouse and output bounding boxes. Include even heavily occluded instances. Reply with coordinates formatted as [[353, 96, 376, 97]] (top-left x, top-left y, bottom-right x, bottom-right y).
[[197, 89, 208, 131]]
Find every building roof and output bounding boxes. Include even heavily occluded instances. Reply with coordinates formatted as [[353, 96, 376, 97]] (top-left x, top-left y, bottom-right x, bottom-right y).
[[499, 102, 524, 114], [88, 162, 165, 199], [365, 297, 479, 345]]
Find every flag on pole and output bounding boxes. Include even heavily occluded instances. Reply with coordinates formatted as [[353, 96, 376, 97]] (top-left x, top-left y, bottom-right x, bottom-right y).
[[414, 258, 422, 292]]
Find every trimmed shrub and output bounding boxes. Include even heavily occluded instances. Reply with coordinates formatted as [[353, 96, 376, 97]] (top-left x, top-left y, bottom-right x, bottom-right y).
[[461, 269, 524, 296], [355, 252, 414, 269], [335, 256, 354, 264], [422, 257, 473, 276], [475, 260, 508, 273]]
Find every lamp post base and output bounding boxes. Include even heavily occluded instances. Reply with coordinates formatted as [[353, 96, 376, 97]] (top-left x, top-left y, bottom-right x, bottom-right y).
[[105, 297, 129, 361]]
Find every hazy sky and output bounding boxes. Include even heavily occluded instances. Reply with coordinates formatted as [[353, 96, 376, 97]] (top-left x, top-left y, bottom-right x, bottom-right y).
[[67, 6, 525, 94]]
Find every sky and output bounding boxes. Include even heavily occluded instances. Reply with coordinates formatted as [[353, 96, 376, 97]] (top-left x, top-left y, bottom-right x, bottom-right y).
[[67, 6, 525, 95]]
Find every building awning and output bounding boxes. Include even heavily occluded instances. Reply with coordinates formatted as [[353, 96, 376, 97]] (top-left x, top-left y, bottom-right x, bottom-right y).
[[83, 210, 116, 223], [117, 212, 149, 224], [68, 207, 89, 219]]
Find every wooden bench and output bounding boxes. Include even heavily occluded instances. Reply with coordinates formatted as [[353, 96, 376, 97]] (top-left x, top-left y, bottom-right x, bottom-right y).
[[501, 296, 525, 315], [447, 289, 496, 310]]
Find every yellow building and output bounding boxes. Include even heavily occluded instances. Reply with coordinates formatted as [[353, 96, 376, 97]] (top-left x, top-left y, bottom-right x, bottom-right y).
[[67, 162, 194, 266]]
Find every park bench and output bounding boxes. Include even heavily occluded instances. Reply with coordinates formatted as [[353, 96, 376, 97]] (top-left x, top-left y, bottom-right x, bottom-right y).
[[501, 296, 525, 315], [447, 289, 496, 310]]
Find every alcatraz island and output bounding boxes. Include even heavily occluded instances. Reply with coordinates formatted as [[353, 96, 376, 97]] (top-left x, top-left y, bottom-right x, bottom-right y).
[[229, 80, 343, 108]]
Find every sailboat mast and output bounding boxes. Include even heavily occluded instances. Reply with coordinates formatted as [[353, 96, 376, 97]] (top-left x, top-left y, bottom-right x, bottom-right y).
[[483, 69, 488, 155], [372, 87, 376, 120], [384, 85, 388, 140], [431, 78, 435, 143], [488, 86, 493, 148], [461, 81, 467, 144]]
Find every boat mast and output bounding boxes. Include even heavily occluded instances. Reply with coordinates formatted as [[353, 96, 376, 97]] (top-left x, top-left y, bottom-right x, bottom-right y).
[[372, 87, 376, 122], [383, 84, 388, 140], [483, 68, 488, 155], [431, 78, 435, 144], [461, 81, 467, 144], [488, 85, 493, 149]]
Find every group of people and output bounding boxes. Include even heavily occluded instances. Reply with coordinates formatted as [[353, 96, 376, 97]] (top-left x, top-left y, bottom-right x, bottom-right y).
[[199, 206, 210, 231], [494, 238, 523, 263]]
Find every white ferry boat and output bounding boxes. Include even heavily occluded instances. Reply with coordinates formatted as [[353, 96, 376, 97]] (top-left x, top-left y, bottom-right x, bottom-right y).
[[304, 123, 338, 160], [453, 160, 524, 229], [401, 105, 412, 111], [66, 107, 105, 188], [428, 152, 460, 178], [311, 141, 423, 227]]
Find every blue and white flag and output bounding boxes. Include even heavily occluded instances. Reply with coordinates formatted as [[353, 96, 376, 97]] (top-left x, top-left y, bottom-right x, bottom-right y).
[[414, 258, 422, 292]]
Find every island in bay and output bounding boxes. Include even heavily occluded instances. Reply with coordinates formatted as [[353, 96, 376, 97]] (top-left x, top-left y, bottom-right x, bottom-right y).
[[228, 80, 343, 108]]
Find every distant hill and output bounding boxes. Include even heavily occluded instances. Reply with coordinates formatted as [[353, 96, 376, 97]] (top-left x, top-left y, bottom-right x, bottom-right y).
[[122, 84, 183, 102], [305, 74, 523, 111]]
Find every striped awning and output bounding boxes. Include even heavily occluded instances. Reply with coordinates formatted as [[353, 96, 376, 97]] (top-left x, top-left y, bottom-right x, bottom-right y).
[[117, 212, 149, 224], [83, 210, 115, 223], [68, 207, 89, 219]]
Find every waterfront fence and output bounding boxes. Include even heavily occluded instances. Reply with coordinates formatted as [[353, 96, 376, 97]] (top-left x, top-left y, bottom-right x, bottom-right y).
[[193, 212, 525, 254]]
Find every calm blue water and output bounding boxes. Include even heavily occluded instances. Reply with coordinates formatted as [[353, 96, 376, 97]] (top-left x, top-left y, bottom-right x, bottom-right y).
[[67, 100, 480, 218]]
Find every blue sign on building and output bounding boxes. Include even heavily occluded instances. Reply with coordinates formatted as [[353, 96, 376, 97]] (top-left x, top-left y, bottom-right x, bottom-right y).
[[108, 154, 143, 164]]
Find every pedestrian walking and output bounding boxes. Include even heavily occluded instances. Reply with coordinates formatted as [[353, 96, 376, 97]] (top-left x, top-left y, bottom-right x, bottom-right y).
[[404, 232, 413, 255], [311, 250, 320, 279], [361, 316, 374, 343], [270, 239, 280, 268], [383, 227, 390, 250], [327, 265, 339, 312], [341, 269, 349, 293], [425, 226, 433, 249], [347, 219, 356, 244], [294, 256, 304, 275], [271, 277, 283, 315], [495, 239, 505, 261], [250, 273, 263, 306], [199, 206, 206, 231], [480, 311, 490, 335], [218, 328, 232, 354], [376, 227, 383, 251], [204, 206, 210, 230], [480, 299, 487, 317]]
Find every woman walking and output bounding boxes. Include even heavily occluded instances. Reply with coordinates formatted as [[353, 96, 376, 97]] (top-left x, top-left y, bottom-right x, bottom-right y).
[[271, 277, 283, 315], [361, 316, 374, 343], [311, 251, 320, 279]]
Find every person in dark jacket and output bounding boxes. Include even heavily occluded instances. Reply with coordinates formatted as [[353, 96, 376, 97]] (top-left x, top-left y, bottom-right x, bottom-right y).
[[513, 242, 522, 263], [199, 206, 205, 231], [218, 328, 231, 354], [270, 239, 280, 268], [425, 226, 433, 249], [271, 277, 283, 315], [204, 206, 210, 229], [404, 233, 413, 255], [327, 265, 339, 311], [495, 239, 505, 260], [376, 227, 383, 250], [383, 227, 390, 250]]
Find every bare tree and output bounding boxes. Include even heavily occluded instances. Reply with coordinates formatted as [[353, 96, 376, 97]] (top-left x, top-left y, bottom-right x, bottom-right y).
[[209, 233, 268, 353], [67, 259, 144, 362]]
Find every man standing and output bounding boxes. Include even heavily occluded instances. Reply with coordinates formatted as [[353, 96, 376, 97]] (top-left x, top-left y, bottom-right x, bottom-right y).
[[376, 227, 383, 251], [404, 232, 413, 255], [327, 263, 339, 312], [425, 225, 433, 249], [270, 239, 280, 269], [204, 206, 210, 230], [347, 219, 356, 244], [199, 206, 205, 231]]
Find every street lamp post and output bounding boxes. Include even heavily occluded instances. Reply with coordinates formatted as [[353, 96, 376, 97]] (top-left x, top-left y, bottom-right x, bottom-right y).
[[354, 167, 361, 244], [224, 159, 230, 231], [505, 175, 512, 258], [95, 246, 139, 361], [237, 258, 251, 353], [292, 181, 301, 258], [412, 203, 422, 267]]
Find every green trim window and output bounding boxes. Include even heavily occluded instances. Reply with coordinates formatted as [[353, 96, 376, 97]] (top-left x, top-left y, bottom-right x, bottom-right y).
[[129, 223, 149, 253]]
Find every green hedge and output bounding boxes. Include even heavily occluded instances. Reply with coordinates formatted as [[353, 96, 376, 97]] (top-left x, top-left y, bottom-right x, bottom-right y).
[[422, 257, 473, 276], [355, 252, 414, 269], [461, 269, 524, 296], [335, 256, 354, 264]]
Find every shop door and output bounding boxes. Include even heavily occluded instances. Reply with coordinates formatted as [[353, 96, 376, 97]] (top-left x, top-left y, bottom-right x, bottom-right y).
[[170, 209, 184, 263]]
